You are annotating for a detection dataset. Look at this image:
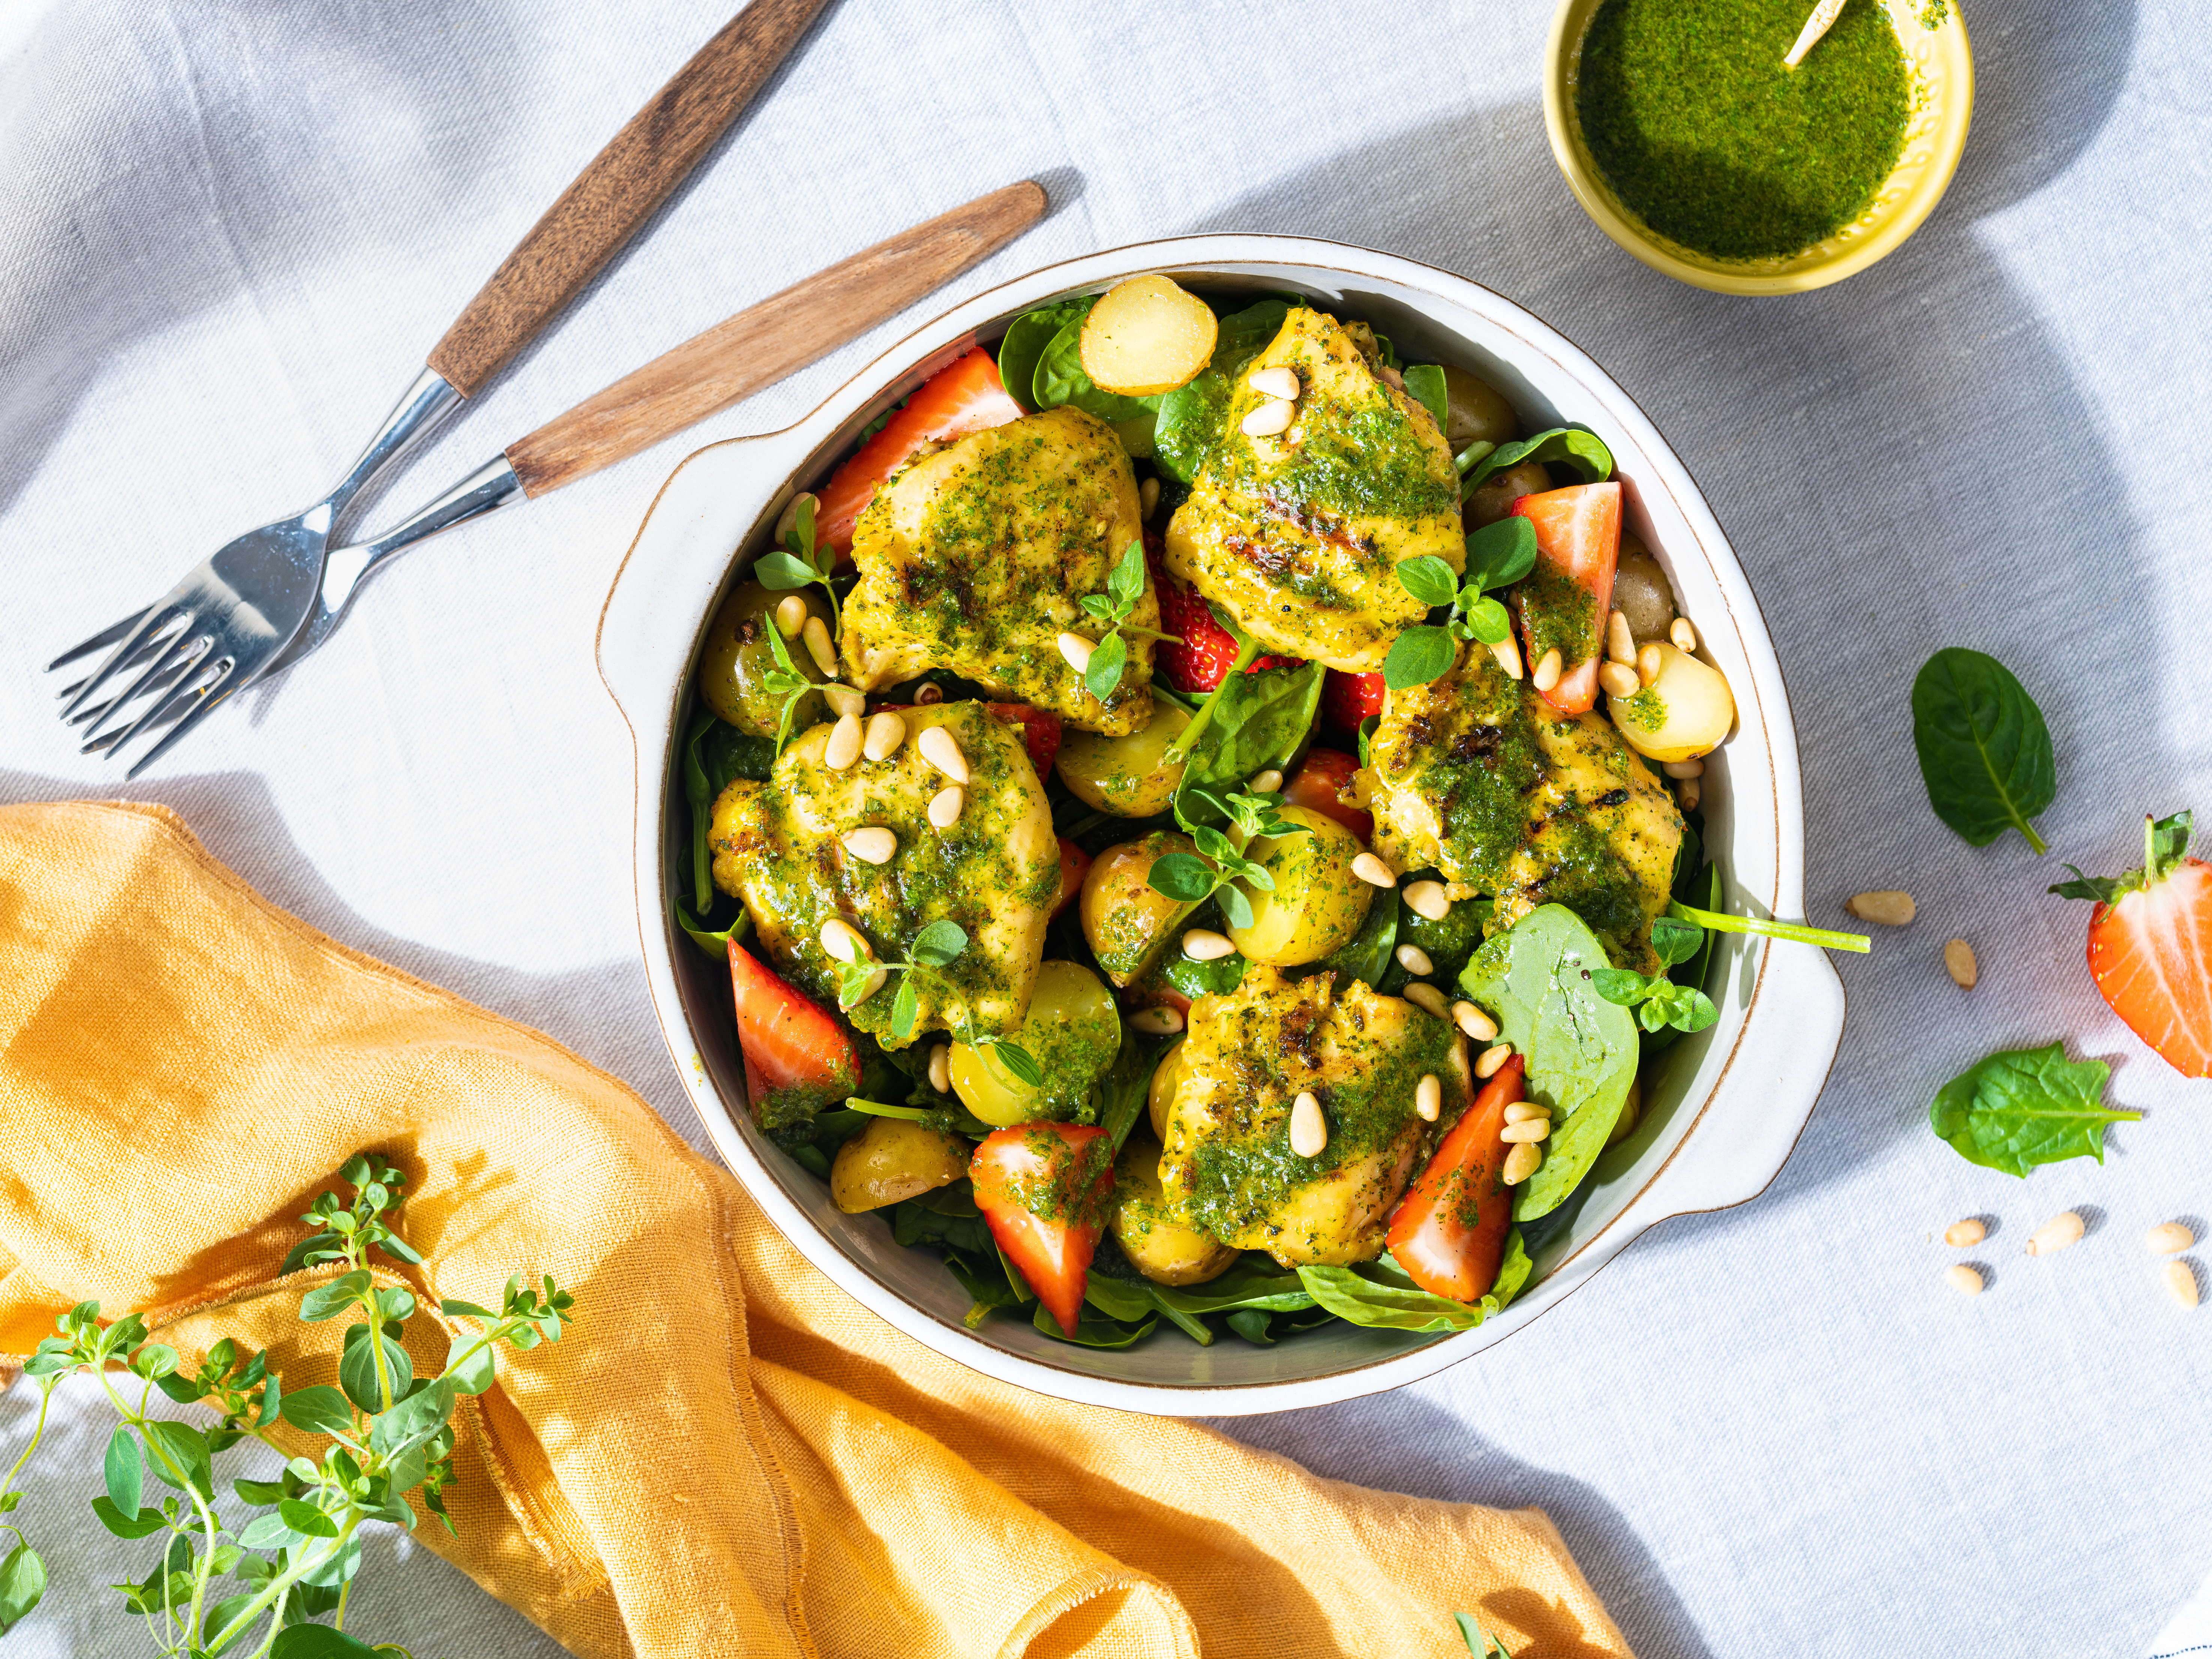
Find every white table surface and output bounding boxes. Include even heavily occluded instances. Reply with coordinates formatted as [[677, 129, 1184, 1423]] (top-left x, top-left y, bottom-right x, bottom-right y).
[[4, 0, 2208, 1653]]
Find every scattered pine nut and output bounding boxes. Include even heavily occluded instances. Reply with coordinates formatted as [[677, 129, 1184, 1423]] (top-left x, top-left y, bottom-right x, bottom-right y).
[[1491, 635, 1525, 681], [1502, 1141, 1542, 1185], [1452, 1000, 1498, 1042], [1351, 852, 1398, 888], [1404, 880, 1450, 922], [1669, 616, 1699, 653], [1599, 661, 1641, 700], [774, 594, 809, 639], [1503, 1101, 1549, 1125], [1241, 399, 1296, 437], [927, 1044, 951, 1095], [823, 712, 863, 771], [1129, 1005, 1184, 1035], [1531, 647, 1563, 693], [1943, 938, 1978, 990], [802, 616, 839, 678], [918, 725, 970, 784], [2165, 1260, 2200, 1310], [1057, 631, 1095, 672], [1139, 477, 1161, 519], [2026, 1211, 2085, 1256], [1395, 943, 1434, 977], [1945, 1264, 1985, 1298], [1289, 1090, 1329, 1157], [2146, 1222, 2195, 1256], [1678, 778, 1701, 813], [774, 491, 819, 545], [1415, 1074, 1442, 1122], [1844, 890, 1916, 926], [1500, 1118, 1550, 1144], [862, 711, 907, 762], [822, 685, 865, 718], [913, 681, 945, 706], [841, 827, 897, 866], [1475, 1043, 1513, 1079], [1606, 609, 1636, 665], [1248, 768, 1284, 794], [1182, 929, 1236, 962], [1403, 982, 1449, 1018], [1662, 757, 1704, 779], [819, 918, 871, 962], [1638, 642, 1662, 687], [1944, 1218, 1987, 1248], [1248, 364, 1302, 400], [927, 786, 964, 830]]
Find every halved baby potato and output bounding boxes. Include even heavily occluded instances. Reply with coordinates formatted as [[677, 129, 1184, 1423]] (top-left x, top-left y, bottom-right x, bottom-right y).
[[830, 1119, 969, 1213], [1147, 1037, 1184, 1142], [1056, 699, 1189, 817], [1225, 806, 1373, 967], [949, 959, 1121, 1126], [1609, 641, 1736, 762], [1080, 275, 1219, 397], [1111, 1136, 1239, 1286], [1082, 831, 1206, 986]]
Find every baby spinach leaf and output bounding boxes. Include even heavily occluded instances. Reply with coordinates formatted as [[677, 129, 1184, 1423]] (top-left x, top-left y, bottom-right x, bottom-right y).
[[1145, 1260, 1317, 1317], [1033, 1301, 1157, 1348], [1170, 660, 1325, 824], [1401, 363, 1450, 433], [1460, 904, 1639, 1220], [675, 901, 751, 960], [1928, 1042, 2139, 1177], [1318, 886, 1401, 991], [891, 1183, 994, 1256], [1153, 299, 1294, 483], [997, 299, 1090, 414], [1297, 1256, 1503, 1332], [1491, 1229, 1534, 1309], [1460, 426, 1614, 500], [1911, 648, 2056, 854], [1156, 946, 1247, 1003], [1033, 316, 1161, 427]]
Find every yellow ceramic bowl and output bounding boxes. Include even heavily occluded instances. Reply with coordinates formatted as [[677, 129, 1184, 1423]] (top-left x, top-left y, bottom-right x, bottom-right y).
[[1544, 0, 1974, 295]]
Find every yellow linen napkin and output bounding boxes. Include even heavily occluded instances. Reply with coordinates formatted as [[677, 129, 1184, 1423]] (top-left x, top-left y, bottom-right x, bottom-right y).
[[0, 800, 1633, 1659]]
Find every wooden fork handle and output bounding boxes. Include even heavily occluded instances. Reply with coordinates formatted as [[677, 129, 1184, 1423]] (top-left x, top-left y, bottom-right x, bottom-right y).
[[501, 181, 1047, 498], [426, 0, 831, 399]]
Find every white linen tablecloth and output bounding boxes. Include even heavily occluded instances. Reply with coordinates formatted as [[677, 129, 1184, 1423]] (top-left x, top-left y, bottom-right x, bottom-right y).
[[3, 0, 2208, 1653]]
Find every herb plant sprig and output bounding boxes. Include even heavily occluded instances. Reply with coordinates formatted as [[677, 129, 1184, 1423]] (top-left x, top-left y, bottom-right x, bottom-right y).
[[1384, 517, 1540, 690], [753, 494, 841, 634], [1147, 791, 1309, 930], [1591, 917, 1720, 1033], [1075, 540, 1179, 703], [830, 920, 1042, 1082]]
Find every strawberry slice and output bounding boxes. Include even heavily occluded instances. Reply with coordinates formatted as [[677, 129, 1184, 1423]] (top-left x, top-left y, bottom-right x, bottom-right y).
[[986, 703, 1063, 777], [1511, 482, 1620, 716], [817, 349, 1024, 556], [1387, 1054, 1524, 1301], [1282, 747, 1372, 841], [730, 940, 859, 1127], [970, 1123, 1117, 1335], [1322, 670, 1386, 732], [1148, 543, 1299, 693], [1053, 837, 1092, 918], [2052, 812, 2212, 1078]]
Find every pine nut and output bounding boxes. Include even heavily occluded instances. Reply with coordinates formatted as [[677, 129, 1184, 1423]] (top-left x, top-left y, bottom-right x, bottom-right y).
[[1502, 1141, 1542, 1185], [1140, 477, 1161, 519], [1289, 1091, 1328, 1157], [1248, 364, 1302, 400], [1352, 853, 1398, 888], [1531, 647, 1563, 693], [1248, 768, 1284, 794], [913, 681, 945, 705], [802, 616, 838, 678], [863, 711, 907, 762], [1395, 943, 1434, 976], [1638, 642, 1662, 686], [918, 726, 969, 784], [1606, 609, 1636, 665], [1845, 890, 1916, 926], [774, 594, 808, 638], [1057, 631, 1095, 672], [823, 712, 863, 770], [1475, 1043, 1512, 1079], [822, 685, 865, 718], [1415, 1074, 1442, 1122], [2165, 1260, 2200, 1309], [1598, 661, 1641, 700], [1403, 982, 1449, 1017], [775, 491, 819, 545], [927, 786, 964, 829], [1663, 757, 1704, 779], [2026, 1211, 2085, 1256], [1183, 928, 1236, 961], [819, 918, 871, 962], [1670, 616, 1699, 653], [1942, 938, 1978, 989], [927, 1044, 951, 1095], [1491, 636, 1524, 680], [1944, 1218, 1986, 1248], [1130, 1005, 1184, 1035], [1452, 1000, 1498, 1042], [1404, 880, 1450, 922], [1504, 1101, 1549, 1125], [1679, 778, 1701, 812], [1242, 399, 1296, 437], [1500, 1118, 1549, 1144], [841, 827, 897, 865], [2146, 1222, 2195, 1255], [1945, 1264, 1984, 1298]]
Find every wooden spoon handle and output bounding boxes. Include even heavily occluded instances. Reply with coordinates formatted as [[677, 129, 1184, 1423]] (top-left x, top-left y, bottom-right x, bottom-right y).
[[502, 180, 1047, 498], [426, 0, 831, 398]]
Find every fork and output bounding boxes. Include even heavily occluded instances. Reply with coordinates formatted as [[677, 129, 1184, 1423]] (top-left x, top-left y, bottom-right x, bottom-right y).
[[50, 0, 836, 773]]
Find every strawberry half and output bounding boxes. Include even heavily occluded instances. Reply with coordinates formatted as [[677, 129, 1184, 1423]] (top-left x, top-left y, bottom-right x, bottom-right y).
[[1322, 670, 1385, 732], [817, 349, 1024, 556], [1147, 541, 1298, 693], [730, 940, 860, 1128], [970, 1123, 1116, 1335], [2052, 811, 2212, 1078]]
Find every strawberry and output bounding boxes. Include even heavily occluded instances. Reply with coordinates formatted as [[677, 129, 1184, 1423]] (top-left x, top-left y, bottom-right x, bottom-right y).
[[1321, 670, 1385, 732], [2051, 811, 2212, 1077], [817, 349, 1024, 556], [1511, 482, 1620, 716], [985, 702, 1063, 777], [729, 940, 859, 1129], [970, 1123, 1117, 1335], [1148, 544, 1299, 693], [1052, 837, 1092, 919], [1387, 1054, 1524, 1302], [1282, 747, 1372, 842]]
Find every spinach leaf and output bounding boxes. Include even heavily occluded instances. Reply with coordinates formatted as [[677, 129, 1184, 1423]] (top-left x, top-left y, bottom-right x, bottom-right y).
[[1156, 947, 1247, 1002], [942, 1250, 1027, 1329], [1460, 904, 1639, 1220], [1153, 299, 1293, 483], [1097, 1035, 1162, 1154], [1033, 316, 1160, 426], [1145, 1260, 1316, 1317], [1401, 363, 1450, 434], [1461, 426, 1614, 500], [1296, 1253, 1514, 1333], [890, 1183, 994, 1256], [1170, 660, 1325, 826], [681, 708, 775, 910], [996, 299, 1089, 414], [1317, 885, 1400, 990], [1491, 1229, 1533, 1309], [1911, 648, 2056, 854], [1034, 1301, 1157, 1348], [675, 901, 751, 960], [1928, 1042, 2140, 1177]]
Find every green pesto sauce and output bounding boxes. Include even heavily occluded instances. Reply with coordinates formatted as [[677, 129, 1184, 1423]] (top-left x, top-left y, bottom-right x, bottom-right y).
[[1516, 563, 1598, 672], [1525, 810, 1652, 951], [1618, 686, 1665, 731], [1576, 0, 1911, 261], [1385, 654, 1544, 891]]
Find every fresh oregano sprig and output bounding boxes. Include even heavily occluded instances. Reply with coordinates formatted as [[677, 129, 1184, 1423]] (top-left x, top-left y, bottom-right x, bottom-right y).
[[1592, 918, 1719, 1033], [1383, 517, 1540, 690], [830, 918, 1041, 1080], [757, 612, 816, 756], [1146, 791, 1309, 930], [753, 493, 841, 634], [1075, 540, 1179, 703]]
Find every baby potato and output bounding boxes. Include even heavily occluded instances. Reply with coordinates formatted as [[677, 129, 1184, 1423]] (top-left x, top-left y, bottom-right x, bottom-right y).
[[1226, 806, 1373, 967], [830, 1119, 969, 1213], [1082, 831, 1206, 986], [1609, 641, 1736, 762], [1440, 365, 1521, 454], [698, 579, 832, 737], [1147, 1037, 1185, 1142], [1111, 1136, 1239, 1286], [1464, 459, 1552, 528], [1611, 534, 1678, 642], [1056, 699, 1189, 816], [1080, 274, 1220, 397], [950, 959, 1121, 1126]]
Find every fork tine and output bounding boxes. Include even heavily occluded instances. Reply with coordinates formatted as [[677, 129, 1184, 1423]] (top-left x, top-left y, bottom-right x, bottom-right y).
[[81, 656, 216, 756], [55, 627, 171, 702], [47, 606, 153, 674], [57, 606, 183, 720], [121, 661, 237, 780], [78, 626, 202, 746], [64, 656, 194, 728]]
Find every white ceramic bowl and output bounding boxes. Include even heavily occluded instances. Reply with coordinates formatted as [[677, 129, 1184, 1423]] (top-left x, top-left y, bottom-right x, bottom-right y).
[[597, 235, 1844, 1416]]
